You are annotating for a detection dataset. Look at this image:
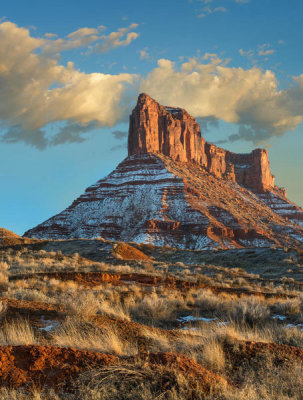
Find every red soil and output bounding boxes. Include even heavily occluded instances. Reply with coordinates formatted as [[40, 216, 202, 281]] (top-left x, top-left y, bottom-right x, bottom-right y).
[[0, 345, 116, 388], [113, 242, 150, 261], [0, 297, 65, 329], [0, 345, 228, 392]]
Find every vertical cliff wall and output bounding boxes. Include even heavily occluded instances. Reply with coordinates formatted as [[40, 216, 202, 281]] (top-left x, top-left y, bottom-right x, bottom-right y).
[[128, 93, 277, 194]]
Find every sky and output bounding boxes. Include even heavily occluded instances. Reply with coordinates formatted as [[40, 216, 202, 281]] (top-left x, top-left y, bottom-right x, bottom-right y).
[[0, 0, 303, 235]]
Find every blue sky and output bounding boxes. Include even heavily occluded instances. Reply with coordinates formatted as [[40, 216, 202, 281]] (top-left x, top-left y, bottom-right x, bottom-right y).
[[1, 0, 303, 235]]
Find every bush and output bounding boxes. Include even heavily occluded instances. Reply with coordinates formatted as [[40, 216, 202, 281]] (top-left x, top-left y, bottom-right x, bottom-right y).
[[229, 297, 270, 327]]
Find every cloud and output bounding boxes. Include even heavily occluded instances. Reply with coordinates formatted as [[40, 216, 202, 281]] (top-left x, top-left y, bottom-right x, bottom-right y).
[[140, 50, 150, 60], [41, 23, 138, 56], [194, 0, 249, 17], [44, 32, 58, 38], [240, 43, 276, 64], [239, 48, 254, 58], [196, 116, 219, 132], [67, 26, 104, 39], [197, 6, 227, 18], [112, 130, 128, 140], [258, 43, 275, 57], [140, 57, 303, 144], [94, 24, 139, 53], [1, 20, 302, 150], [258, 49, 275, 56], [0, 21, 139, 148]]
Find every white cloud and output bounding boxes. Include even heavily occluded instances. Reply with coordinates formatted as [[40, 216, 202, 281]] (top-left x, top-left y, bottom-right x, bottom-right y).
[[67, 27, 103, 39], [258, 49, 275, 56], [44, 32, 58, 38], [1, 20, 302, 149], [41, 23, 138, 55], [94, 24, 139, 53], [257, 43, 275, 57], [0, 21, 139, 148], [140, 57, 303, 144], [197, 5, 227, 17], [195, 0, 249, 17], [140, 49, 150, 60]]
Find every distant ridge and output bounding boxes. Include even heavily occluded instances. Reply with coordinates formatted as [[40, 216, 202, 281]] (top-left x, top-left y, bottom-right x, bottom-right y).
[[0, 228, 35, 247]]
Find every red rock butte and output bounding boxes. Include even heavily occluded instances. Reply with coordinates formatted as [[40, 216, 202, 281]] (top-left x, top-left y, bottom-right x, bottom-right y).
[[128, 93, 283, 195], [24, 93, 303, 249]]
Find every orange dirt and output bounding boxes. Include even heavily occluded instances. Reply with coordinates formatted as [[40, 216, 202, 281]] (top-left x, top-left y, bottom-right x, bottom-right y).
[[0, 345, 229, 392], [0, 297, 65, 327], [113, 242, 150, 261], [0, 345, 116, 388]]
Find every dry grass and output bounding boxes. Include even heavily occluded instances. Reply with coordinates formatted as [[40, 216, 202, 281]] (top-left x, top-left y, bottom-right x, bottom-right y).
[[0, 319, 38, 346], [1, 244, 303, 398], [228, 297, 270, 326], [51, 317, 137, 356]]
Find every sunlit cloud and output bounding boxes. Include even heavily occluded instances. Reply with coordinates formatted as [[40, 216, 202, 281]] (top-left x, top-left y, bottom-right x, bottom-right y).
[[0, 21, 139, 149], [94, 24, 139, 53], [140, 50, 150, 60], [1, 20, 303, 150], [140, 57, 303, 144]]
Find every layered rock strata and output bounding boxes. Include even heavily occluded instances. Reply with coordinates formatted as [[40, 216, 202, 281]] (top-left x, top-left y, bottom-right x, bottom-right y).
[[25, 93, 303, 249], [25, 153, 303, 249]]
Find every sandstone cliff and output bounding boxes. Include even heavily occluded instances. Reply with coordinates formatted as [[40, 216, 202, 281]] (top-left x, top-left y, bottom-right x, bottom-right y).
[[24, 93, 303, 249], [128, 93, 278, 194]]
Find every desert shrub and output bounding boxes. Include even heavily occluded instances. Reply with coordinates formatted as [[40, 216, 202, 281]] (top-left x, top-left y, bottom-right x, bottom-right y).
[[194, 289, 225, 312], [60, 290, 130, 320], [7, 289, 53, 303], [72, 363, 224, 400], [0, 319, 38, 345], [229, 297, 270, 327], [130, 292, 184, 324], [62, 291, 101, 317], [218, 358, 303, 400], [272, 297, 301, 315], [0, 262, 9, 271], [0, 388, 61, 400]]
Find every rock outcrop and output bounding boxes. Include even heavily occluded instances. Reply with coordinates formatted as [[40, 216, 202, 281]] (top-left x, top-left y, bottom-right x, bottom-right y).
[[24, 94, 303, 249], [129, 93, 278, 194]]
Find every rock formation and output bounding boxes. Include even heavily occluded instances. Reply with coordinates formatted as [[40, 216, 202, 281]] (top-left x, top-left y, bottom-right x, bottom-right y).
[[24, 94, 303, 249], [128, 93, 278, 194]]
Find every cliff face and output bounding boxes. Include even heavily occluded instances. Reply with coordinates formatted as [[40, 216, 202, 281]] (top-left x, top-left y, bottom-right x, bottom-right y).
[[24, 93, 303, 249], [128, 93, 278, 194]]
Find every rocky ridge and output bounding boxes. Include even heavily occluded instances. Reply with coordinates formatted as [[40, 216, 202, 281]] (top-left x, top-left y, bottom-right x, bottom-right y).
[[24, 94, 303, 249]]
